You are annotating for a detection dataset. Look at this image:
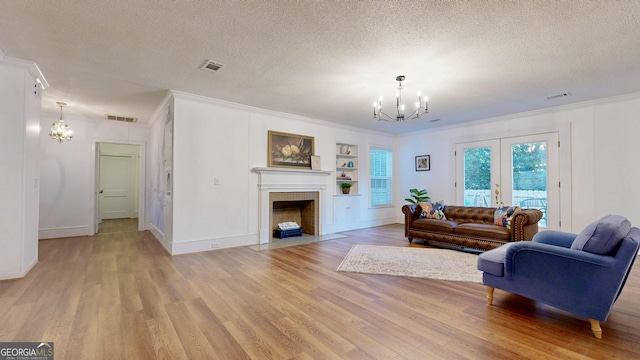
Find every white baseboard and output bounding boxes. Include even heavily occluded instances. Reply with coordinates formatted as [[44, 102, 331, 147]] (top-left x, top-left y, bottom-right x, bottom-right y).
[[0, 257, 38, 280], [324, 217, 398, 234], [171, 234, 258, 255], [147, 222, 171, 254], [38, 225, 91, 239]]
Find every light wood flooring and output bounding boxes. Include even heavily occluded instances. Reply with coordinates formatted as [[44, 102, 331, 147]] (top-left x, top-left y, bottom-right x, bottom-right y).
[[98, 218, 139, 234], [1, 223, 639, 359]]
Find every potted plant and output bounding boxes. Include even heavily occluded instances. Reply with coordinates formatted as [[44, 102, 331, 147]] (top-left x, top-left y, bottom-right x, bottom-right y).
[[340, 182, 352, 194], [405, 188, 430, 204]]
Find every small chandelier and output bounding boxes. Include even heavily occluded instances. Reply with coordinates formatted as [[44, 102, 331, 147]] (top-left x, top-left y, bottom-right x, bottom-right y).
[[50, 102, 73, 142], [373, 75, 429, 122]]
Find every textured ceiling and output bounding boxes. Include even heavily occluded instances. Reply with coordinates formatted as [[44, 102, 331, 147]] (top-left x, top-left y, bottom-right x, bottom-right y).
[[1, 1, 640, 134]]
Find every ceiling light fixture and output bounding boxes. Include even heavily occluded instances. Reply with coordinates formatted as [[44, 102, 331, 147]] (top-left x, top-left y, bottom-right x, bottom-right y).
[[373, 75, 429, 122], [50, 102, 73, 142]]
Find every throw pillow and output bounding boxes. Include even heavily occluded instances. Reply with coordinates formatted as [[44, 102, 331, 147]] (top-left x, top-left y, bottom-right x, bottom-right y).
[[494, 206, 520, 229], [571, 214, 631, 255], [418, 201, 447, 220]]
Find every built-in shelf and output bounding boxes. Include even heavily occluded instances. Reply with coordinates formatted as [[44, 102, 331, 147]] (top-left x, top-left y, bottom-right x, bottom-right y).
[[336, 143, 358, 195]]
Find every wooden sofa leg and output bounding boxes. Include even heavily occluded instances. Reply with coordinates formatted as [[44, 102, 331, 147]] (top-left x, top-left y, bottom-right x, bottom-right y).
[[408, 238, 413, 244], [486, 287, 494, 306], [589, 319, 602, 339]]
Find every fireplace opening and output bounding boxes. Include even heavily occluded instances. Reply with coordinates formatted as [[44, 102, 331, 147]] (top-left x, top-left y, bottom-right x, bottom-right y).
[[270, 192, 319, 240]]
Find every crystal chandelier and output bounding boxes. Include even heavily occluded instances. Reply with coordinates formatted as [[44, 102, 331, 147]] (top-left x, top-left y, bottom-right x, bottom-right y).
[[373, 75, 428, 122], [50, 102, 73, 142]]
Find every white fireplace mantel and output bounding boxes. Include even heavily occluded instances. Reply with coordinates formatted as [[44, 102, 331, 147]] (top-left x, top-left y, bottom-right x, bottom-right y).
[[253, 167, 331, 244]]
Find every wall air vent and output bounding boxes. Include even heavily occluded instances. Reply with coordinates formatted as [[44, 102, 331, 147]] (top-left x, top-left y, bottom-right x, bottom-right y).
[[105, 114, 138, 123], [546, 92, 571, 100], [200, 59, 224, 72]]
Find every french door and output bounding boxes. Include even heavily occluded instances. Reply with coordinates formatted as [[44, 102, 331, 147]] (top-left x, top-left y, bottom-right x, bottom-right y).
[[455, 133, 559, 229]]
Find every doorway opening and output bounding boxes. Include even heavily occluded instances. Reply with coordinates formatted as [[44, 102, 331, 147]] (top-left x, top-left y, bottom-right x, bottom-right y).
[[93, 142, 145, 234]]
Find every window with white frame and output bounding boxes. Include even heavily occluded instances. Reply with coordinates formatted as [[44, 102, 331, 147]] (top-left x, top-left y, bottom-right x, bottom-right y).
[[370, 147, 393, 207]]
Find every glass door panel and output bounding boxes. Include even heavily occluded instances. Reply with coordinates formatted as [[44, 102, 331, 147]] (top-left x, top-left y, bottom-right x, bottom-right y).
[[455, 140, 500, 207], [501, 134, 559, 229]]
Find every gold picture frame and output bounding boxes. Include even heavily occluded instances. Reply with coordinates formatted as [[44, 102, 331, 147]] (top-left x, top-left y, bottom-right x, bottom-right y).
[[268, 130, 315, 169]]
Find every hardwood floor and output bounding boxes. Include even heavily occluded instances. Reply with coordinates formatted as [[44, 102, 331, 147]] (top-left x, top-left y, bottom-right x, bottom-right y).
[[98, 218, 139, 234], [1, 224, 639, 359]]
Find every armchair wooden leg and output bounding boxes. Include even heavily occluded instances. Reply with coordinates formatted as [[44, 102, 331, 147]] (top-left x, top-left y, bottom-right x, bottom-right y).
[[486, 287, 494, 306], [589, 319, 602, 339]]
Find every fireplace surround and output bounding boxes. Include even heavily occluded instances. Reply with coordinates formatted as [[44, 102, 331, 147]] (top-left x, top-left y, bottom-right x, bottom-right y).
[[253, 167, 331, 244]]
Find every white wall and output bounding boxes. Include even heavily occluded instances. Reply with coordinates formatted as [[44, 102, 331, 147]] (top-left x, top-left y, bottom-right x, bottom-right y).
[[39, 115, 149, 239], [168, 91, 396, 254], [0, 53, 45, 279], [146, 97, 172, 251], [396, 93, 640, 232]]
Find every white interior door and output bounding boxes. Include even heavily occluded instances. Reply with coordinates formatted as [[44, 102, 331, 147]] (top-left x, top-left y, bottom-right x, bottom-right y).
[[99, 155, 135, 220]]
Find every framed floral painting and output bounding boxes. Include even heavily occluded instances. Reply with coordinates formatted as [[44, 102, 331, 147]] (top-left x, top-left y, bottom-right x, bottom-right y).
[[268, 130, 315, 169]]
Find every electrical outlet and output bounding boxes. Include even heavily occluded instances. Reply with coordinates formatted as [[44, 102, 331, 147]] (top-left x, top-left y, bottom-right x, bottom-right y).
[[214, 177, 220, 185], [211, 242, 220, 249]]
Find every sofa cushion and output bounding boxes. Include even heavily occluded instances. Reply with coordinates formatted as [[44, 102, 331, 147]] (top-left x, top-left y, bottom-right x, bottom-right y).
[[412, 218, 456, 233], [418, 201, 447, 220], [477, 243, 515, 277], [455, 223, 510, 241], [443, 205, 495, 224], [571, 215, 631, 255], [494, 206, 520, 229]]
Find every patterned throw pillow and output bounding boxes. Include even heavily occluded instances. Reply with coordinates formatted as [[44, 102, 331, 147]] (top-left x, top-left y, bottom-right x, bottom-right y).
[[494, 206, 520, 229], [418, 201, 447, 220]]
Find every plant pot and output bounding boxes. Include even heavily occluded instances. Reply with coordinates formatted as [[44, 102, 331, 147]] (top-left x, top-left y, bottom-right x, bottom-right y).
[[342, 187, 351, 194]]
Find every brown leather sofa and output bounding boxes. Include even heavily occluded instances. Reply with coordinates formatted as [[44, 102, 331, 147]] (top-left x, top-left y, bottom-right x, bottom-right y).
[[402, 204, 544, 251]]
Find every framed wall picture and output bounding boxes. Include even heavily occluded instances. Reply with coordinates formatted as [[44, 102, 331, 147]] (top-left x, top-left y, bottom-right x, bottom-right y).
[[268, 130, 315, 169], [415, 155, 430, 171]]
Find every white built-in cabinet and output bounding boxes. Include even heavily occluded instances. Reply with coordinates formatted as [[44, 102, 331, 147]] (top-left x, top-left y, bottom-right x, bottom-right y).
[[334, 143, 361, 226], [0, 52, 47, 279]]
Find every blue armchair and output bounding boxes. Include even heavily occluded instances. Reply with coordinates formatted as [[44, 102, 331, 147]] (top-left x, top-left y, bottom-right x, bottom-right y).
[[477, 215, 639, 338]]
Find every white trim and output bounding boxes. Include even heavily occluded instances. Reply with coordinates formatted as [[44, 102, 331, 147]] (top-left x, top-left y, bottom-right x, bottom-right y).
[[0, 50, 49, 88], [171, 89, 392, 137], [253, 167, 332, 176], [324, 216, 396, 234], [403, 91, 640, 138], [147, 222, 171, 254], [38, 225, 89, 239], [149, 91, 174, 128], [171, 234, 257, 255]]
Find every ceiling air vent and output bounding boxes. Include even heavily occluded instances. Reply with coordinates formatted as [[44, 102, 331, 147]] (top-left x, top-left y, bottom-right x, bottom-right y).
[[200, 59, 224, 72], [546, 92, 571, 100], [106, 114, 138, 123]]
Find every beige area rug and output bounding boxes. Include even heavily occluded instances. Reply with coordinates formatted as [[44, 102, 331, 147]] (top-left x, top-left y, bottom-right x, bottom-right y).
[[337, 245, 483, 283]]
